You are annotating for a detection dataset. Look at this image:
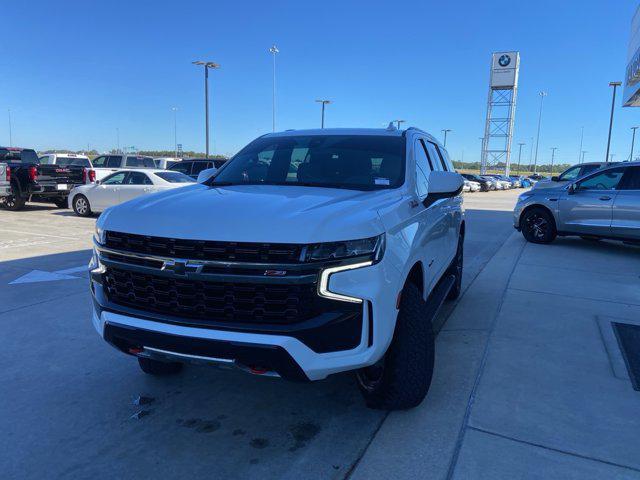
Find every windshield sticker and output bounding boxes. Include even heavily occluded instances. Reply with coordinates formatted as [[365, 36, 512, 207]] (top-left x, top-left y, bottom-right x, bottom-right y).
[[374, 178, 390, 186]]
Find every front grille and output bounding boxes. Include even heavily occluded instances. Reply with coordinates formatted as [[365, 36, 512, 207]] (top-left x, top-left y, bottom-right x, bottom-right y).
[[103, 267, 338, 324], [104, 231, 303, 263]]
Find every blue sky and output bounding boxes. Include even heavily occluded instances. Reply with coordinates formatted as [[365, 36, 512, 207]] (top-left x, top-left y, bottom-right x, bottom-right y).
[[2, 0, 639, 165]]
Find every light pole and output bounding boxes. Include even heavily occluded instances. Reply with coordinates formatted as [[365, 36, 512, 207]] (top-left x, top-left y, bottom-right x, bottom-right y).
[[630, 126, 639, 161], [581, 150, 587, 163], [193, 60, 220, 158], [577, 126, 584, 163], [116, 128, 120, 153], [605, 81, 622, 164], [534, 91, 547, 174], [7, 108, 12, 147], [269, 45, 279, 132], [550, 147, 558, 174], [516, 142, 525, 175], [172, 107, 178, 159], [393, 119, 405, 130], [441, 129, 452, 148], [315, 99, 331, 128]]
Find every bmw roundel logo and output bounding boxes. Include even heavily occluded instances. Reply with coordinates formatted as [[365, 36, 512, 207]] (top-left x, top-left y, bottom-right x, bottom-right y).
[[498, 54, 511, 67]]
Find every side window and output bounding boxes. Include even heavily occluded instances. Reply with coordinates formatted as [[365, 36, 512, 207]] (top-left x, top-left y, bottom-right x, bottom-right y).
[[170, 161, 192, 175], [106, 156, 122, 168], [414, 139, 431, 198], [558, 165, 581, 181], [92, 156, 107, 167], [576, 168, 626, 191], [580, 164, 601, 177], [39, 155, 51, 164], [125, 172, 152, 185], [620, 166, 640, 190], [426, 141, 448, 171], [191, 162, 210, 176], [102, 172, 126, 185]]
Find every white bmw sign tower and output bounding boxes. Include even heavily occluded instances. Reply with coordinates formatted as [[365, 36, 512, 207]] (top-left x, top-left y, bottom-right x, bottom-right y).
[[480, 51, 520, 175]]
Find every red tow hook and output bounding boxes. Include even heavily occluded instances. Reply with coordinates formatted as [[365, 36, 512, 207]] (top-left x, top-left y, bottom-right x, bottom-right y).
[[249, 366, 269, 375], [128, 347, 144, 355]]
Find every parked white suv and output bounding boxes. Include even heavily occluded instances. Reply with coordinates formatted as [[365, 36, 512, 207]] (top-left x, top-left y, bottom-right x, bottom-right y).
[[90, 154, 156, 181], [89, 127, 465, 410]]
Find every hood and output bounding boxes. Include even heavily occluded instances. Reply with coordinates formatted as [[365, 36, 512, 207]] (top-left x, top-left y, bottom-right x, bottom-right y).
[[532, 179, 569, 190], [98, 184, 397, 243]]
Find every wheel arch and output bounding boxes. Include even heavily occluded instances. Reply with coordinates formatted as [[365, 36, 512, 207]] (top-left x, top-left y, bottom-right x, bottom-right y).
[[404, 261, 425, 299]]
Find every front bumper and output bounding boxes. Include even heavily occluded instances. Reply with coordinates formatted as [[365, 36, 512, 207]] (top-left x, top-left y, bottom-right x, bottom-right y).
[[89, 245, 400, 381]]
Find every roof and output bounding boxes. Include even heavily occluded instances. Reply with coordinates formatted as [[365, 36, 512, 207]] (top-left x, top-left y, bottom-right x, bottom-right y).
[[263, 128, 406, 138]]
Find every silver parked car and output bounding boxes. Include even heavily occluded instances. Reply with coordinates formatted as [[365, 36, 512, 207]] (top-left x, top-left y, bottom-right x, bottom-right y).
[[514, 162, 640, 243]]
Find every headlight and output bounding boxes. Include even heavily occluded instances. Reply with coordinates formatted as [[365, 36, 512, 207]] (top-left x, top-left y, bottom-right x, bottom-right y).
[[94, 226, 106, 245], [304, 234, 385, 263], [518, 192, 534, 202]]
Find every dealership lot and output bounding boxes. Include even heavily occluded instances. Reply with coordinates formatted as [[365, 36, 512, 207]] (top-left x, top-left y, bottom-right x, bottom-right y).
[[2, 189, 639, 479]]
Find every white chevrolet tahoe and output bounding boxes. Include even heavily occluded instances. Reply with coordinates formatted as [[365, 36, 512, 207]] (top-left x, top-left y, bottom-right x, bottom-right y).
[[90, 127, 465, 410]]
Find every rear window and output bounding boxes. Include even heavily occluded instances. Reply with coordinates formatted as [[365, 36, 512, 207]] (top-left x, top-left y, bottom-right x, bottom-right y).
[[0, 148, 40, 164], [55, 157, 91, 167], [124, 156, 155, 168], [154, 172, 195, 183]]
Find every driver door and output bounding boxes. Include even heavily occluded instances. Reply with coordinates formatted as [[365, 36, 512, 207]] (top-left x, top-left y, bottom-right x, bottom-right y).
[[91, 172, 126, 210], [558, 167, 626, 235]]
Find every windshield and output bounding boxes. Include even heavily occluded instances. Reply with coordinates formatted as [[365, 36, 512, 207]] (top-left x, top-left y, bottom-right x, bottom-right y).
[[56, 157, 91, 167], [125, 156, 155, 168], [154, 171, 195, 183], [211, 135, 405, 190], [0, 148, 40, 164]]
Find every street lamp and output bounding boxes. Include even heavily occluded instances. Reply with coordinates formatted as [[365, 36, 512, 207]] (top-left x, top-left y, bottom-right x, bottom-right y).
[[581, 150, 587, 163], [550, 147, 558, 174], [315, 99, 331, 128], [7, 108, 12, 147], [605, 81, 622, 164], [269, 45, 279, 132], [116, 127, 120, 153], [630, 126, 639, 161], [516, 142, 525, 175], [192, 60, 221, 158], [534, 91, 547, 174], [577, 126, 584, 163], [171, 107, 178, 159], [393, 119, 405, 130], [441, 129, 452, 148]]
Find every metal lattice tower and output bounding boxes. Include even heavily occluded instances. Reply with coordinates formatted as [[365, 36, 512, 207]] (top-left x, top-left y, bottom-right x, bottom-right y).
[[480, 52, 520, 175]]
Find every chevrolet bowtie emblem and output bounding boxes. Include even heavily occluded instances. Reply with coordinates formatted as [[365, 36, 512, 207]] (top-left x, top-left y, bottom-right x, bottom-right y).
[[161, 259, 204, 275]]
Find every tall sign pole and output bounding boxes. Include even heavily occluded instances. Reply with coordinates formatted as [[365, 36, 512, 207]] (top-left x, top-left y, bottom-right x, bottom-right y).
[[480, 52, 520, 175]]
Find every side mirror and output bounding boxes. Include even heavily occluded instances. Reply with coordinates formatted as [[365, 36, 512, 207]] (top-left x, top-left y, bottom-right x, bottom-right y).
[[551, 176, 559, 181], [423, 171, 464, 207], [197, 167, 218, 183], [95, 180, 101, 185]]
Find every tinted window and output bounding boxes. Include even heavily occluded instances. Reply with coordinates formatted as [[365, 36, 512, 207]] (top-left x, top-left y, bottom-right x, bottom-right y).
[[154, 171, 194, 183], [212, 135, 405, 190], [39, 155, 52, 164], [0, 148, 40, 164], [577, 168, 626, 191], [620, 166, 640, 190], [125, 171, 152, 185], [191, 161, 211, 176], [414, 140, 431, 198], [102, 172, 126, 185], [170, 161, 192, 175], [92, 156, 108, 167], [213, 159, 226, 168], [424, 142, 444, 171], [580, 164, 601, 177], [125, 156, 155, 168], [106, 156, 122, 168], [55, 157, 91, 167], [558, 165, 581, 181]]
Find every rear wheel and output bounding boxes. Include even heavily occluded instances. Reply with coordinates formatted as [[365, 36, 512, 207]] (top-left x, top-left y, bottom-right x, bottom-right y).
[[357, 283, 434, 410], [72, 195, 91, 217], [138, 357, 183, 375], [521, 207, 557, 244], [3, 183, 25, 211]]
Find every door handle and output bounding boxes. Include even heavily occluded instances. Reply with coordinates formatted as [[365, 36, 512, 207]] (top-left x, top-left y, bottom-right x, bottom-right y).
[[599, 196, 611, 201]]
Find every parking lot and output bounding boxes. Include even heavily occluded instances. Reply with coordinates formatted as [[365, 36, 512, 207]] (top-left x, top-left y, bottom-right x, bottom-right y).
[[0, 189, 522, 479]]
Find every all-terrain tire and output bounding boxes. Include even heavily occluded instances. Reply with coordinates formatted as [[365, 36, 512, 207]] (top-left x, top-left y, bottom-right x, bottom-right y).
[[446, 234, 464, 300], [357, 283, 434, 410], [138, 357, 183, 375], [3, 182, 26, 211], [521, 207, 557, 244]]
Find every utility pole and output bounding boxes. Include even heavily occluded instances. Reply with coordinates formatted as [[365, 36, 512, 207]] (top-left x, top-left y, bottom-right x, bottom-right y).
[[172, 107, 178, 159], [610, 153, 616, 162], [269, 45, 279, 132], [193, 60, 220, 158], [315, 100, 331, 128], [7, 108, 12, 147], [550, 147, 558, 174], [605, 81, 622, 164], [534, 91, 547, 174], [516, 142, 525, 175], [441, 129, 452, 148], [577, 126, 584, 163], [630, 126, 639, 161]]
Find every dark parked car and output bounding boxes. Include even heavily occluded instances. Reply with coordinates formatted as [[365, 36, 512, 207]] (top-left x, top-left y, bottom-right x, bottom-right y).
[[460, 173, 491, 191], [0, 147, 89, 210], [168, 158, 227, 180]]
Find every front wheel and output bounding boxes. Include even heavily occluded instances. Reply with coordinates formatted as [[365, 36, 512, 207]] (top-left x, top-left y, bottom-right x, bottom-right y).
[[72, 195, 92, 217], [521, 207, 557, 244], [357, 283, 434, 410]]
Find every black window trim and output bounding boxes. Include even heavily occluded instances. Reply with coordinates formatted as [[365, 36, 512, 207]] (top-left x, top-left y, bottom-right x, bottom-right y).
[[418, 139, 434, 171], [575, 166, 628, 191]]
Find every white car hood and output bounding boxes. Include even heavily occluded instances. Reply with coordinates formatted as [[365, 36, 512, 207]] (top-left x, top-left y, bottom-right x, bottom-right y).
[[98, 184, 395, 243]]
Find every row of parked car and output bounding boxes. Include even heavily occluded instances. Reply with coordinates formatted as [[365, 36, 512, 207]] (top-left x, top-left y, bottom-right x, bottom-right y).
[[0, 147, 226, 214], [460, 173, 537, 192]]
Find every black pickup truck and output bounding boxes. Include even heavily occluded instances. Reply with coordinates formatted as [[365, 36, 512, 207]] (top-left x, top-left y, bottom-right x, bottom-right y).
[[0, 147, 88, 211]]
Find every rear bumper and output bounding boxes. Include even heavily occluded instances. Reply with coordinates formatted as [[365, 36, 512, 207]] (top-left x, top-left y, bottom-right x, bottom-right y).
[[29, 182, 83, 197], [0, 185, 10, 196]]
